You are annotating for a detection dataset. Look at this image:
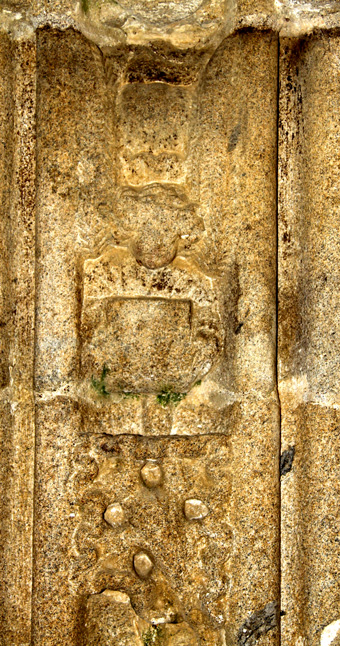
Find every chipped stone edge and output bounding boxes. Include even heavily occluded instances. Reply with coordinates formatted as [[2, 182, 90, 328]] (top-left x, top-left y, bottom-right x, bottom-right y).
[[320, 619, 340, 646]]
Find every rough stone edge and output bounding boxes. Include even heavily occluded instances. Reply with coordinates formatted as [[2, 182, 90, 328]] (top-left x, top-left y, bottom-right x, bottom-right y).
[[1, 2, 340, 46]]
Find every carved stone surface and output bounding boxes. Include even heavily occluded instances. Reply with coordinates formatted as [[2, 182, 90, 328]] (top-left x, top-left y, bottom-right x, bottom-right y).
[[27, 24, 280, 646], [72, 435, 231, 640], [116, 84, 195, 188], [85, 590, 145, 646], [81, 252, 222, 394], [0, 2, 339, 646]]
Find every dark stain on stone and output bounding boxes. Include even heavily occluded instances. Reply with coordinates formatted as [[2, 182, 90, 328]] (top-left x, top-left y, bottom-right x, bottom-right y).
[[280, 446, 295, 476], [228, 123, 241, 152], [235, 321, 244, 335], [238, 601, 278, 645]]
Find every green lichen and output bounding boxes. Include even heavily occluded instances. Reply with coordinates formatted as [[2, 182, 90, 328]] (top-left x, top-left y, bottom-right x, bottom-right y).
[[156, 387, 186, 407], [81, 0, 89, 14], [194, 379, 202, 387], [142, 625, 163, 646], [91, 364, 111, 397], [122, 391, 140, 400]]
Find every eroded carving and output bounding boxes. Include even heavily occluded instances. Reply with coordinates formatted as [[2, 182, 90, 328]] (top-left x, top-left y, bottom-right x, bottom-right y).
[[73, 435, 231, 645], [85, 590, 146, 646], [85, 589, 201, 645], [117, 83, 195, 189], [115, 185, 202, 268], [80, 251, 223, 395], [73, 48, 231, 643], [78, 0, 227, 49], [27, 24, 279, 646], [77, 42, 224, 417]]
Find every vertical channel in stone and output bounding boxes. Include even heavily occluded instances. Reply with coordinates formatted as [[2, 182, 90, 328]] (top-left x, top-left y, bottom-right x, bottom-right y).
[[0, 35, 36, 646], [0, 35, 13, 393], [199, 31, 280, 644], [0, 32, 14, 646], [278, 37, 307, 645], [279, 34, 340, 646], [33, 28, 112, 645]]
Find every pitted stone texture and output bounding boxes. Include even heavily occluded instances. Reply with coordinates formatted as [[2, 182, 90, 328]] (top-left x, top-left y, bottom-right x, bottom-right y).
[[81, 251, 223, 394], [3, 2, 340, 646], [85, 590, 145, 645], [279, 35, 340, 646], [0, 35, 13, 391], [35, 28, 113, 392], [23, 26, 278, 646], [116, 84, 195, 190], [0, 35, 37, 646]]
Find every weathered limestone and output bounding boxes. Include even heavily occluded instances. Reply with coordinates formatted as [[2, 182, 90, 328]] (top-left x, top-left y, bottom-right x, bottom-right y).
[[0, 32, 36, 646], [0, 1, 339, 645], [32, 25, 279, 645], [279, 34, 340, 646]]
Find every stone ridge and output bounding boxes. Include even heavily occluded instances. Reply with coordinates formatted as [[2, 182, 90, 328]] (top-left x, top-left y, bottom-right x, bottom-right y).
[[1, 0, 340, 45]]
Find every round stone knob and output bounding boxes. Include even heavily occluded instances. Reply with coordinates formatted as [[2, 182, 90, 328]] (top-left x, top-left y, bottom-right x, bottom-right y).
[[104, 503, 125, 527], [140, 462, 163, 488], [184, 499, 209, 521], [133, 551, 154, 579]]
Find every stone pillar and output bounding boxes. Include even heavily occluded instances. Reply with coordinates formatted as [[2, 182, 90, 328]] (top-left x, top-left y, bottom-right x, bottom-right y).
[[30, 23, 279, 645], [279, 34, 340, 646], [0, 33, 36, 646]]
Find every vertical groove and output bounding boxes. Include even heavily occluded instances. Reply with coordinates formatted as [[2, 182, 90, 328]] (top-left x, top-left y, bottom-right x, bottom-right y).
[[31, 30, 38, 646], [276, 34, 282, 646], [5, 35, 37, 646]]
